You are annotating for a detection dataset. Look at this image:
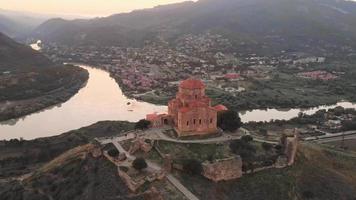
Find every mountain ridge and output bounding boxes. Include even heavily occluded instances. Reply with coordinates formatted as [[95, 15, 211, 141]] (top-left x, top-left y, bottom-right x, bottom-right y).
[[0, 32, 53, 72], [32, 0, 356, 54]]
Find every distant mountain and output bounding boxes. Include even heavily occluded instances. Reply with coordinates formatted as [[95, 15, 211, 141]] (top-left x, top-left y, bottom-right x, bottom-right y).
[[0, 15, 22, 38], [0, 9, 90, 39], [0, 32, 52, 72], [33, 0, 356, 54]]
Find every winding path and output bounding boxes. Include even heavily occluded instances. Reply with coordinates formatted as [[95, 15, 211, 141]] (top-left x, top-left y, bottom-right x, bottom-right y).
[[96, 136, 200, 200]]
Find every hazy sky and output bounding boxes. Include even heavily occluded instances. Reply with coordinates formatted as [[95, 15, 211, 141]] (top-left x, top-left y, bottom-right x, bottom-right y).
[[0, 0, 197, 17]]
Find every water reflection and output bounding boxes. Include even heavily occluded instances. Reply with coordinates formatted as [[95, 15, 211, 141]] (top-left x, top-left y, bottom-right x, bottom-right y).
[[239, 102, 356, 123], [0, 65, 167, 140], [1, 64, 356, 140]]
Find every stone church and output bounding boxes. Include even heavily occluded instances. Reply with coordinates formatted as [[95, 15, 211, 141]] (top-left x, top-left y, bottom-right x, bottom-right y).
[[146, 78, 227, 137]]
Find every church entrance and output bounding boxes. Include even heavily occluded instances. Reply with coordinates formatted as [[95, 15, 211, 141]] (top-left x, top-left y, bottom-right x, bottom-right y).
[[163, 119, 169, 125]]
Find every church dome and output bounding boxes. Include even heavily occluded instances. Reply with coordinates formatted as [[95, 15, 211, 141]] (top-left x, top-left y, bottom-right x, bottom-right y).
[[180, 79, 205, 89]]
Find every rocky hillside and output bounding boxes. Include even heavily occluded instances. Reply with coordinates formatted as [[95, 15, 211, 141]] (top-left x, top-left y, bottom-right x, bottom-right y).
[[33, 0, 356, 54]]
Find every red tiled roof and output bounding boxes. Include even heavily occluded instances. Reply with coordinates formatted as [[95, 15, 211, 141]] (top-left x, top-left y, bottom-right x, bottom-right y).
[[180, 79, 205, 89], [146, 113, 158, 121], [189, 101, 207, 108], [213, 104, 228, 111], [179, 107, 191, 113]]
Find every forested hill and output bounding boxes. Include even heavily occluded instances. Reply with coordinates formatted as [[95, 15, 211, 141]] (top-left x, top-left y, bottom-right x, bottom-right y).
[[33, 0, 356, 54], [0, 32, 52, 72]]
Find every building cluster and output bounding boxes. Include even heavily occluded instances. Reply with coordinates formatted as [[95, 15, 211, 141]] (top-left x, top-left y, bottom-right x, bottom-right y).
[[297, 70, 338, 80], [42, 32, 341, 98]]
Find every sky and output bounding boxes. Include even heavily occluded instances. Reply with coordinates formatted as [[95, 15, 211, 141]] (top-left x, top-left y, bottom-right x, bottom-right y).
[[0, 0, 197, 17]]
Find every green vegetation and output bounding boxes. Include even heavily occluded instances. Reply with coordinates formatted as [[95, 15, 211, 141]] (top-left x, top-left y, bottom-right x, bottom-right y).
[[208, 59, 356, 112], [0, 32, 51, 72], [132, 157, 148, 171], [175, 144, 356, 200], [0, 121, 134, 179], [157, 141, 230, 162], [107, 149, 120, 157], [0, 145, 132, 200], [229, 138, 256, 162], [182, 159, 203, 175], [0, 65, 88, 101], [135, 119, 151, 130], [217, 110, 243, 132]]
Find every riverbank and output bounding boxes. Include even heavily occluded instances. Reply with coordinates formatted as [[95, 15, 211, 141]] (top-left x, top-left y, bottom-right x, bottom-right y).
[[95, 61, 356, 113], [0, 121, 134, 179], [0, 65, 89, 122]]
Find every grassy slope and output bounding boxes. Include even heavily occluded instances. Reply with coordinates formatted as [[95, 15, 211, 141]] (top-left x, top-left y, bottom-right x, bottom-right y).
[[0, 144, 134, 200], [176, 143, 356, 200], [0, 121, 135, 178]]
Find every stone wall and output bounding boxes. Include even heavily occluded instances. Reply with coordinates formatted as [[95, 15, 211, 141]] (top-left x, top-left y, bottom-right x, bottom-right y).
[[202, 156, 243, 182], [129, 137, 152, 154], [283, 131, 299, 166]]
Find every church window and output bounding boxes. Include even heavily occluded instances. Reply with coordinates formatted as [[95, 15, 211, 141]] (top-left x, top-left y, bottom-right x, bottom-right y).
[[210, 118, 213, 124], [199, 119, 202, 124], [187, 121, 189, 126]]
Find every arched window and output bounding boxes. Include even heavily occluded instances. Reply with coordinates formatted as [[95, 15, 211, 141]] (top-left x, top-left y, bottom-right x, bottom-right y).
[[193, 119, 196, 124], [187, 121, 189, 126], [210, 118, 213, 124], [199, 119, 202, 124]]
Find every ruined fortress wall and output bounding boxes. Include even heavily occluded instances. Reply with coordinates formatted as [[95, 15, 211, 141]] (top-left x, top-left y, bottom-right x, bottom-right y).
[[202, 156, 243, 182]]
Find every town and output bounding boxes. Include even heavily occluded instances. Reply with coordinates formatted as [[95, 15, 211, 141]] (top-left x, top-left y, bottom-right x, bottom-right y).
[[40, 32, 356, 112]]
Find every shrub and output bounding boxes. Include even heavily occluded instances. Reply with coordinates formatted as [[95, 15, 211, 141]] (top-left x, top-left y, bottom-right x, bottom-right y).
[[217, 110, 242, 132], [132, 158, 147, 171], [182, 159, 203, 175], [229, 139, 256, 162], [241, 135, 253, 143], [262, 142, 273, 152], [107, 149, 119, 157], [135, 119, 151, 130]]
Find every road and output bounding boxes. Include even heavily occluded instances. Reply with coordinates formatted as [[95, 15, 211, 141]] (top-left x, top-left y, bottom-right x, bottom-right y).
[[142, 127, 278, 144], [304, 130, 356, 142], [313, 134, 356, 144], [167, 174, 199, 200]]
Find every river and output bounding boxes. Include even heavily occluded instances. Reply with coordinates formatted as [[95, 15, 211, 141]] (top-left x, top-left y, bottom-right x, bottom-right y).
[[0, 65, 167, 140], [1, 43, 356, 140]]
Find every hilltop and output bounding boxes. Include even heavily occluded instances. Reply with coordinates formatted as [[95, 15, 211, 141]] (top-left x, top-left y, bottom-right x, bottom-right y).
[[0, 32, 89, 121], [0, 32, 52, 72], [1, 131, 355, 200]]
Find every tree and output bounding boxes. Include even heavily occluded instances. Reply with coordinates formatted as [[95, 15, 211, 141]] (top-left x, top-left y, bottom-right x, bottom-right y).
[[107, 149, 120, 157], [217, 110, 243, 132], [182, 159, 203, 175], [262, 142, 273, 152], [135, 119, 151, 130], [342, 119, 356, 131], [132, 158, 147, 171], [229, 139, 256, 161], [259, 128, 268, 137], [241, 135, 253, 143]]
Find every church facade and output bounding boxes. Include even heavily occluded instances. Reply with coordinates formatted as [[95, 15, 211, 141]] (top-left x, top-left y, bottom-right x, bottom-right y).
[[146, 79, 227, 137]]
